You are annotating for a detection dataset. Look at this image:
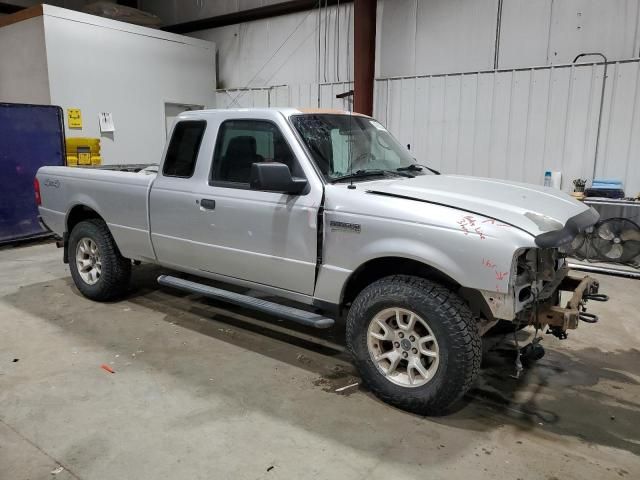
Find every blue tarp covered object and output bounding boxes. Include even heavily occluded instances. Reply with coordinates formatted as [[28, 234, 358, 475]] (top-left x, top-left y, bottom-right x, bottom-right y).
[[0, 103, 65, 244]]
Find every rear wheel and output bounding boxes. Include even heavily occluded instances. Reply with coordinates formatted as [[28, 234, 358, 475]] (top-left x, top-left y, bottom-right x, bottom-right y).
[[346, 275, 481, 415], [68, 219, 131, 301]]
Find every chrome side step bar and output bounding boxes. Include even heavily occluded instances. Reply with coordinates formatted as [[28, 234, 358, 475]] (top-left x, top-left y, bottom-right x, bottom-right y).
[[157, 275, 335, 329]]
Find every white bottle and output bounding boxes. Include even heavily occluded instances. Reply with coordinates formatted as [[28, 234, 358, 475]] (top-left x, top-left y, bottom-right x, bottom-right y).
[[544, 171, 552, 187]]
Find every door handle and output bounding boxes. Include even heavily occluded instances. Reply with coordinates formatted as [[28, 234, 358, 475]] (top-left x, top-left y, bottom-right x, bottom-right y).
[[199, 198, 216, 210]]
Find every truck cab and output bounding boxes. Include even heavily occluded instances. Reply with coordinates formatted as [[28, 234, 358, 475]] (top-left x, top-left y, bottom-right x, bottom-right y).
[[149, 110, 323, 298]]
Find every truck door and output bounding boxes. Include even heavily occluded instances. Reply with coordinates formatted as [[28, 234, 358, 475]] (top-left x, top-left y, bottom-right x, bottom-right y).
[[149, 115, 322, 296]]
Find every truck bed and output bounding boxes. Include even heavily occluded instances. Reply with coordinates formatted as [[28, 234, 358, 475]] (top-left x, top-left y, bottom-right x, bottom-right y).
[[37, 166, 157, 261]]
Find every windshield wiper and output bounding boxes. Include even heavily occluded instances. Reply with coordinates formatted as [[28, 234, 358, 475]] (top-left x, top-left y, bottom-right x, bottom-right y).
[[331, 169, 409, 183], [397, 163, 441, 175]]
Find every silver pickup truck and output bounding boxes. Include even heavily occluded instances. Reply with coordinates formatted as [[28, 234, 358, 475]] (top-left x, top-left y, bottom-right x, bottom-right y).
[[36, 108, 606, 415]]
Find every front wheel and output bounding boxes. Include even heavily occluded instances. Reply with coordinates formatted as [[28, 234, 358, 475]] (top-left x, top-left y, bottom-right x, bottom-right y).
[[68, 219, 131, 301], [346, 275, 481, 415]]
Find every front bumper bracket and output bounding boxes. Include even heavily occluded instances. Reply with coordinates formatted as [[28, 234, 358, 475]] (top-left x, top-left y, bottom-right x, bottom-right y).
[[536, 275, 602, 331]]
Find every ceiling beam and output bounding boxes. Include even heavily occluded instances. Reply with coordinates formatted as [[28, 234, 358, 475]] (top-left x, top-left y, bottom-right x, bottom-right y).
[[162, 0, 352, 34], [0, 4, 43, 29], [0, 2, 25, 15]]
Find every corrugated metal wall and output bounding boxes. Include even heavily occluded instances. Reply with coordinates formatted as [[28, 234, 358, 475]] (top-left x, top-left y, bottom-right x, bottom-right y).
[[215, 81, 354, 109], [376, 0, 499, 77], [191, 2, 353, 89], [376, 0, 640, 76], [375, 60, 640, 195], [217, 62, 640, 196], [209, 1, 640, 196], [498, 0, 640, 68]]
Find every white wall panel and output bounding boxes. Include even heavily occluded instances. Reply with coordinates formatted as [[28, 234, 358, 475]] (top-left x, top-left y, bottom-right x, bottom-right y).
[[547, 0, 640, 65], [425, 77, 445, 171], [0, 17, 50, 104], [487, 71, 512, 178], [175, 0, 640, 90], [191, 3, 353, 89], [318, 82, 355, 109], [141, 0, 640, 196], [287, 83, 317, 108], [215, 87, 270, 108], [374, 61, 640, 194], [381, 0, 640, 74], [42, 6, 216, 166], [268, 11, 318, 85], [456, 74, 478, 176], [215, 82, 354, 109], [414, 0, 498, 75], [376, 0, 416, 77], [470, 73, 494, 177], [268, 85, 290, 107], [502, 70, 528, 181], [218, 61, 640, 195], [498, 0, 552, 68], [139, 0, 640, 84], [597, 61, 640, 194], [500, 0, 640, 69], [377, 0, 498, 77]]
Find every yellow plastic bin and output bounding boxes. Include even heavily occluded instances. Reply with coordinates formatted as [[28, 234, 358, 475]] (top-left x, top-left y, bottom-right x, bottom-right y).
[[66, 138, 101, 166]]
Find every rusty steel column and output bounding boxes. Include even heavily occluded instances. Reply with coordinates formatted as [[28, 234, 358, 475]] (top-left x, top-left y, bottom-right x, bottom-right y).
[[353, 0, 376, 116]]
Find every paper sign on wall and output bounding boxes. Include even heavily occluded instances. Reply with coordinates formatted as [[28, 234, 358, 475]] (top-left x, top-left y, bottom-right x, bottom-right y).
[[67, 108, 82, 129], [99, 112, 115, 133]]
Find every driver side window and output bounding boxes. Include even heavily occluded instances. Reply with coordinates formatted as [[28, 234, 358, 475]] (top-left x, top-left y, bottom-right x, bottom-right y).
[[211, 120, 300, 186]]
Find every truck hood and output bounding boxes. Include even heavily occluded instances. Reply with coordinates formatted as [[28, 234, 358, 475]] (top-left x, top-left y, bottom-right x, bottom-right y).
[[365, 174, 598, 243]]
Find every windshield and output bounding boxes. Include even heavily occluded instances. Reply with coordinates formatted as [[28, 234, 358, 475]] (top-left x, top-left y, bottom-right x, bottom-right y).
[[290, 114, 431, 182]]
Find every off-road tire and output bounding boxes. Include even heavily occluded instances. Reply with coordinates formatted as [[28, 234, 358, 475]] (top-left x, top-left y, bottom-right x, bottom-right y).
[[346, 275, 481, 415], [68, 219, 131, 301]]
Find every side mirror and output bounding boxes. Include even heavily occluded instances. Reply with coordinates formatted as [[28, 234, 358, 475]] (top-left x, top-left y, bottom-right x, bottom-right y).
[[250, 163, 308, 194]]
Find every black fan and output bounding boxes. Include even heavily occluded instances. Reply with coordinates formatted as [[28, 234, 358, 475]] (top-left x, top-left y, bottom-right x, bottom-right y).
[[592, 218, 640, 263], [562, 231, 588, 258]]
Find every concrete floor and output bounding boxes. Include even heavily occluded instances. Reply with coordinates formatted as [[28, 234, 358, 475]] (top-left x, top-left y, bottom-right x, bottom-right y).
[[1, 241, 639, 480]]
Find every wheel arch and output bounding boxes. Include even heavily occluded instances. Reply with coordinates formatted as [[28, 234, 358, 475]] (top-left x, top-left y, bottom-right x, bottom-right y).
[[340, 257, 499, 332], [66, 204, 105, 233], [340, 256, 461, 308]]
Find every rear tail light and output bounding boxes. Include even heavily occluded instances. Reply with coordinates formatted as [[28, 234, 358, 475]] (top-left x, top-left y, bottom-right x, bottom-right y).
[[34, 178, 41, 206]]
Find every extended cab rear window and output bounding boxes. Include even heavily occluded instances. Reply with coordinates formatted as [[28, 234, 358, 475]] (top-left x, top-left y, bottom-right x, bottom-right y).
[[163, 120, 206, 178]]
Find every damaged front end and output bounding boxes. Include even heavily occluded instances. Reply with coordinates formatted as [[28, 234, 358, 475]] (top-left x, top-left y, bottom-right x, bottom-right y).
[[512, 248, 608, 338], [505, 247, 608, 377]]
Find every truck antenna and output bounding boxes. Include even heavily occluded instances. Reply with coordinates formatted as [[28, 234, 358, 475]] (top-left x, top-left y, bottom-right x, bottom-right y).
[[347, 97, 355, 189]]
